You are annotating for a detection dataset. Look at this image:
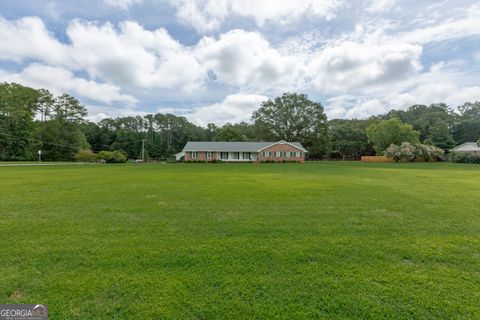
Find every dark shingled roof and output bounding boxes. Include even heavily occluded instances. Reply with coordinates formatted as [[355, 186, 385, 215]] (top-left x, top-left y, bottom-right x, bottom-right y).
[[182, 141, 306, 152]]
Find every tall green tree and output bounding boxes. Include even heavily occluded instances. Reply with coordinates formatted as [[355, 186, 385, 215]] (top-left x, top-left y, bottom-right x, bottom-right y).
[[252, 93, 329, 158], [329, 120, 368, 159], [366, 118, 420, 154], [452, 101, 480, 144], [0, 83, 41, 160], [214, 125, 247, 141], [34, 94, 89, 160]]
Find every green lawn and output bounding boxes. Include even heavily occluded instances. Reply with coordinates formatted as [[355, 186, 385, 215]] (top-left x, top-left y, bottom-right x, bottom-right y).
[[0, 162, 479, 319]]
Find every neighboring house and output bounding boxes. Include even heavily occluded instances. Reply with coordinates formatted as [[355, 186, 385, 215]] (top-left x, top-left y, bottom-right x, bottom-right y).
[[449, 142, 480, 155], [182, 141, 307, 162], [175, 151, 185, 161]]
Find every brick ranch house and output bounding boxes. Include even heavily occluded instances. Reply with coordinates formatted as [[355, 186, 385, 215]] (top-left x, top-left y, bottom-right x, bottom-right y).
[[180, 141, 307, 162]]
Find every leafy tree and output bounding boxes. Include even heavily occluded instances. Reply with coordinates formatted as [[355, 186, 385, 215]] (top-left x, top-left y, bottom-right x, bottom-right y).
[[74, 149, 95, 162], [81, 122, 115, 152], [0, 83, 41, 160], [34, 120, 89, 160], [51, 94, 88, 123], [452, 101, 480, 144], [451, 120, 480, 144], [423, 121, 455, 150], [34, 94, 89, 160], [252, 93, 329, 158], [329, 120, 368, 159], [205, 123, 219, 141], [385, 104, 455, 148], [36, 89, 54, 122], [214, 125, 247, 141], [366, 118, 420, 154], [457, 101, 480, 120]]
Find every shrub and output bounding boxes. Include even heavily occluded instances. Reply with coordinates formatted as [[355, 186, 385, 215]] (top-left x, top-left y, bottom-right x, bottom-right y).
[[384, 143, 415, 162], [74, 149, 95, 162], [450, 152, 480, 164], [385, 143, 444, 162], [96, 150, 127, 163], [415, 144, 444, 161], [111, 150, 127, 163]]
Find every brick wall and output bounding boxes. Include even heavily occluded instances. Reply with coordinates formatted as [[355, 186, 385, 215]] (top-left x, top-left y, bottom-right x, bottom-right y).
[[257, 143, 305, 162], [184, 151, 218, 161]]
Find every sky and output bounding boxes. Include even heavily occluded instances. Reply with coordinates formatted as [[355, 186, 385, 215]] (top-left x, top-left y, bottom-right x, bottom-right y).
[[0, 0, 479, 126]]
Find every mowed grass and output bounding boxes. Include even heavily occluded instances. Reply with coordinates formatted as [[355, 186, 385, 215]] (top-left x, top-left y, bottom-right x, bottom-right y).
[[0, 162, 479, 319]]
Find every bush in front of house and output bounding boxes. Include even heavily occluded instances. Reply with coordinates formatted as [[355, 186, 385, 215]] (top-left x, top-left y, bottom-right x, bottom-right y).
[[450, 152, 480, 164], [385, 143, 444, 162]]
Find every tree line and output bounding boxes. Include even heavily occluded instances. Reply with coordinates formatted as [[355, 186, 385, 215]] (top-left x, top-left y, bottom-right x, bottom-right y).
[[1, 82, 479, 161]]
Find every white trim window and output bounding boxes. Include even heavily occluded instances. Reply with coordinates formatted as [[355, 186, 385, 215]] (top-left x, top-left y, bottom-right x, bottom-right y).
[[191, 151, 197, 159], [231, 152, 239, 160], [275, 151, 281, 158], [286, 152, 292, 157], [263, 151, 271, 157], [242, 152, 251, 160], [220, 152, 228, 160], [295, 151, 301, 157], [206, 151, 212, 159]]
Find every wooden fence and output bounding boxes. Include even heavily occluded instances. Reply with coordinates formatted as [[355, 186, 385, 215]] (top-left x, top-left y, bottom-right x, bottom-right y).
[[361, 156, 393, 162]]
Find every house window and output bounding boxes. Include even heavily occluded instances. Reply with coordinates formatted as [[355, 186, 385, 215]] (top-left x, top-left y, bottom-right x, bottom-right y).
[[191, 151, 197, 159], [275, 151, 281, 157], [242, 152, 251, 160], [231, 152, 239, 160], [220, 152, 228, 160], [263, 151, 271, 157], [206, 151, 212, 159], [295, 151, 301, 157], [286, 152, 291, 157]]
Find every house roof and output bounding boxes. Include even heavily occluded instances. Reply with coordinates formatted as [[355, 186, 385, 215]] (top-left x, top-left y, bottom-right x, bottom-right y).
[[182, 141, 307, 152], [450, 142, 480, 152]]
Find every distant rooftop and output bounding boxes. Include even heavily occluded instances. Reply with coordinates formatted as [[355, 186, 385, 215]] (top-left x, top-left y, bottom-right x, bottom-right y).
[[450, 142, 480, 152], [182, 141, 306, 152]]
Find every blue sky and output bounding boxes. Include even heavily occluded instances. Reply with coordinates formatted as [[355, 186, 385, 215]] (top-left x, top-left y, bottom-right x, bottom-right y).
[[0, 0, 479, 125]]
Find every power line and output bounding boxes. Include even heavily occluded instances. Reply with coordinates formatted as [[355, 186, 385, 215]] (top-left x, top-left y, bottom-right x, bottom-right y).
[[0, 130, 81, 150]]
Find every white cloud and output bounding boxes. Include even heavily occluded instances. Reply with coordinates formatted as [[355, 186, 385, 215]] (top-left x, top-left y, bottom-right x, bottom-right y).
[[169, 0, 345, 33], [401, 4, 480, 44], [103, 0, 143, 10], [187, 94, 268, 125], [169, 0, 230, 33], [66, 20, 205, 91], [308, 41, 422, 92], [0, 64, 137, 105], [0, 16, 69, 65], [195, 30, 302, 90], [366, 0, 396, 13], [230, 0, 345, 26], [324, 61, 480, 119]]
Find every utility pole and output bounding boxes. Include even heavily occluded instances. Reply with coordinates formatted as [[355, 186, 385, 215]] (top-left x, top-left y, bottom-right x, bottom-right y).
[[142, 139, 146, 162]]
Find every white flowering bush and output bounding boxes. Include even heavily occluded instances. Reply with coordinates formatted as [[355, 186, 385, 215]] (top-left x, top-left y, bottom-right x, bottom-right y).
[[399, 142, 416, 161], [385, 143, 444, 162], [384, 144, 402, 162], [426, 144, 444, 161], [414, 144, 443, 161]]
